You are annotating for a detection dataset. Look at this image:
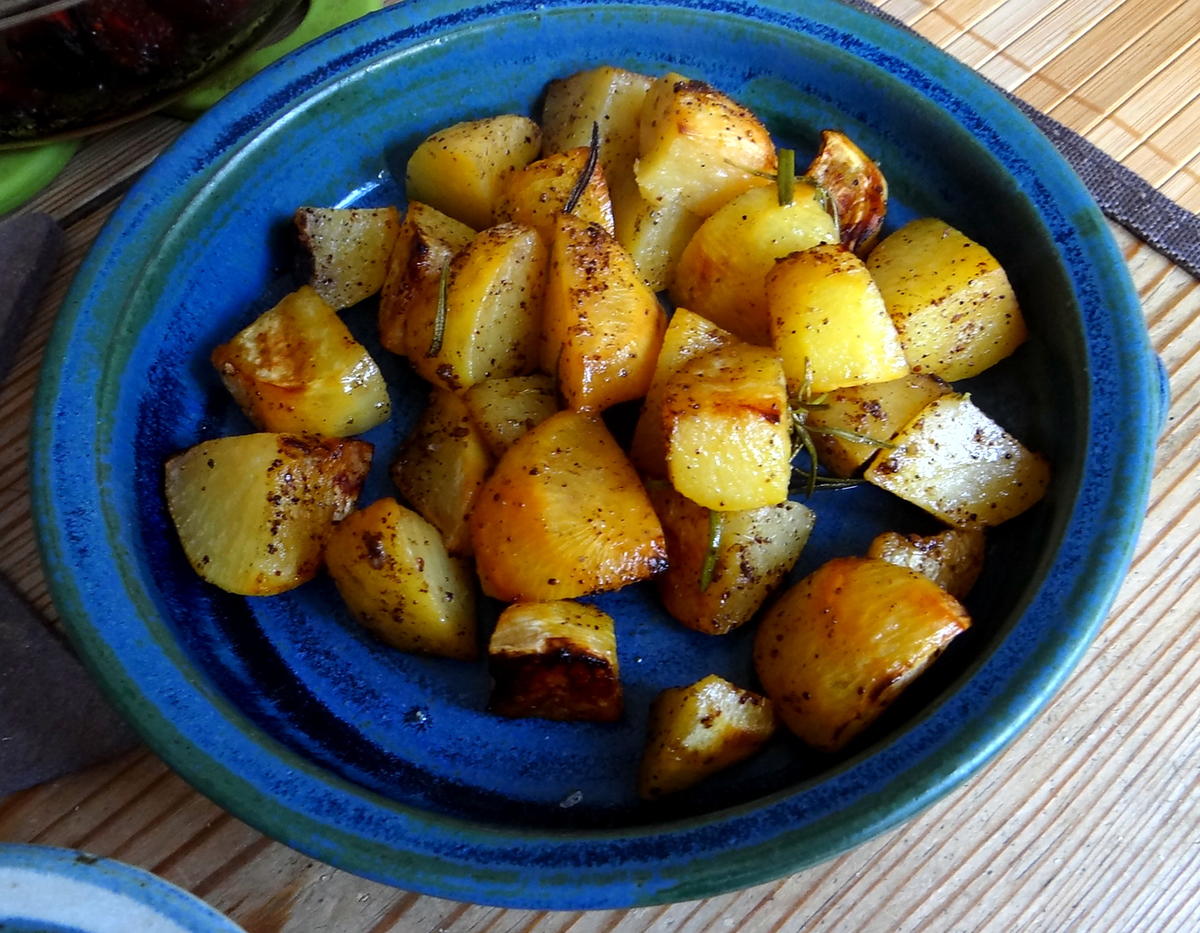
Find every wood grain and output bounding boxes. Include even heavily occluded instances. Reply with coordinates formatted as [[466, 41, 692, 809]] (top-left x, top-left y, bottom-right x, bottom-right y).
[[1, 1, 1198, 930]]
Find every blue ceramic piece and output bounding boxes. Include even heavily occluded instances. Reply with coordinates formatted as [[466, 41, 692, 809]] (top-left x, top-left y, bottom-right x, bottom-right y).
[[32, 0, 1161, 910], [0, 844, 244, 932]]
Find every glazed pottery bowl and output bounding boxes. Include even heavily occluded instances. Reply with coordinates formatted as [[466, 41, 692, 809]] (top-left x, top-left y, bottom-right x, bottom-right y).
[[33, 0, 1163, 909]]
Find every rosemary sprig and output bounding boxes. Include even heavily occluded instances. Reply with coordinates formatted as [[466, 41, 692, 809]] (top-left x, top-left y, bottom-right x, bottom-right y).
[[563, 121, 601, 216], [790, 470, 867, 492], [426, 261, 449, 358], [699, 509, 724, 591], [776, 148, 795, 206]]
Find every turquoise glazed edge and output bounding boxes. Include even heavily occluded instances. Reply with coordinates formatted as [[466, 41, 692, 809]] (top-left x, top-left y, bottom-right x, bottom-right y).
[[31, 0, 1160, 909]]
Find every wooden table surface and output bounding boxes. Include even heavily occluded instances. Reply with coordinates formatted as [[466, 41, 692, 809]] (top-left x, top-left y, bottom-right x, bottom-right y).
[[2, 1, 1198, 930]]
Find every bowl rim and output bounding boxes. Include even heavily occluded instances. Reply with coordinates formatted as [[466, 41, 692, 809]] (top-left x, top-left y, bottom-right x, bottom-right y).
[[31, 0, 1160, 910]]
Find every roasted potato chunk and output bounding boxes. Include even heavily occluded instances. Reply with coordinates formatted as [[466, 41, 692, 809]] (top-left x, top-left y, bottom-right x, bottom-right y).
[[867, 218, 1028, 382], [469, 409, 667, 602], [663, 342, 791, 510], [462, 373, 559, 457], [405, 114, 542, 230], [542, 213, 666, 412], [487, 600, 622, 721], [864, 393, 1050, 528], [378, 202, 475, 356], [803, 129, 888, 255], [294, 206, 401, 309], [670, 183, 838, 346], [803, 373, 951, 477], [630, 307, 737, 477], [639, 675, 777, 798], [541, 65, 652, 180], [753, 556, 970, 751], [408, 222, 547, 392], [165, 433, 371, 596], [390, 388, 492, 556], [493, 146, 615, 239], [868, 527, 986, 599], [635, 73, 776, 217], [211, 286, 391, 437], [612, 179, 704, 292], [325, 498, 477, 660], [767, 243, 909, 394], [652, 486, 815, 635]]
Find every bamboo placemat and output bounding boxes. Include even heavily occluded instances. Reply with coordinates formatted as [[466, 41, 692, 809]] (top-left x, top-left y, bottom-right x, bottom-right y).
[[1, 1, 1198, 931]]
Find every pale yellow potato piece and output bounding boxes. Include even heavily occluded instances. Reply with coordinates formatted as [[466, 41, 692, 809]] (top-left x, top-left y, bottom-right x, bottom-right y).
[[867, 218, 1028, 381], [541, 65, 653, 181], [406, 114, 542, 230], [803, 372, 952, 477], [390, 388, 492, 556], [211, 286, 390, 437], [630, 307, 738, 477], [165, 433, 372, 596], [864, 393, 1050, 528], [325, 498, 477, 661], [670, 183, 838, 346], [652, 486, 815, 635], [294, 206, 401, 309], [487, 600, 622, 722], [469, 410, 667, 603], [408, 222, 547, 391], [635, 73, 776, 217], [612, 174, 704, 291], [462, 374, 559, 457], [378, 202, 475, 357], [753, 556, 970, 751], [542, 213, 665, 412], [639, 675, 777, 799], [767, 243, 909, 394], [867, 527, 986, 599], [663, 342, 791, 510], [493, 146, 615, 239]]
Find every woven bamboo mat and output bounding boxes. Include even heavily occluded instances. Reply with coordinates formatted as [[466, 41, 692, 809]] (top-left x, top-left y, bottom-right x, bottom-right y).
[[878, 0, 1200, 211]]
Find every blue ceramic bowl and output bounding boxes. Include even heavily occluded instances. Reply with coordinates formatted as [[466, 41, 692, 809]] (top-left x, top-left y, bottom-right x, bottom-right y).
[[0, 844, 244, 932], [33, 0, 1162, 910]]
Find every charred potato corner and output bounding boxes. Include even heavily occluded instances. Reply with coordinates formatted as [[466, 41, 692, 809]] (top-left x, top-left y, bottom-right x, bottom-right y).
[[164, 66, 1050, 796]]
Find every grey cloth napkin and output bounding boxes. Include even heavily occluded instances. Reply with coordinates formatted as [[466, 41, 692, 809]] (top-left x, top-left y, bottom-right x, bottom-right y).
[[0, 213, 139, 796], [840, 0, 1200, 278]]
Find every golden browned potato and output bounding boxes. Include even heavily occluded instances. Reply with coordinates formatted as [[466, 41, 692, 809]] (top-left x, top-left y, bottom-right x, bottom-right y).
[[802, 372, 952, 477], [390, 388, 492, 556], [469, 409, 667, 602], [405, 114, 542, 230], [542, 213, 666, 412], [378, 202, 475, 356], [294, 206, 401, 309], [165, 433, 372, 596], [407, 222, 547, 392], [669, 183, 838, 346], [652, 486, 815, 635], [867, 527, 986, 599], [864, 393, 1050, 528], [462, 373, 559, 457], [753, 556, 970, 751], [630, 307, 737, 477], [803, 129, 888, 255], [867, 218, 1028, 382], [638, 675, 777, 798], [766, 243, 909, 394], [325, 498, 477, 660], [493, 146, 615, 239], [635, 73, 776, 217], [211, 286, 391, 437], [487, 600, 622, 722], [663, 341, 791, 510]]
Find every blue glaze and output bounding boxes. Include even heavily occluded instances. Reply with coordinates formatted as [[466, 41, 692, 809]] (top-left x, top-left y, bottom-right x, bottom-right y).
[[32, 0, 1160, 910]]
